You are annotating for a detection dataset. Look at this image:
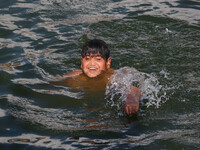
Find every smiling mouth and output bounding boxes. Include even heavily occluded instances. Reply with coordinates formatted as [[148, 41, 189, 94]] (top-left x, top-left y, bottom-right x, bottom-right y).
[[88, 68, 97, 71]]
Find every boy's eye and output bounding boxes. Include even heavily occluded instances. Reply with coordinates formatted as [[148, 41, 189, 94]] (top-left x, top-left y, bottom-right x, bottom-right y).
[[96, 57, 102, 60], [85, 56, 90, 60]]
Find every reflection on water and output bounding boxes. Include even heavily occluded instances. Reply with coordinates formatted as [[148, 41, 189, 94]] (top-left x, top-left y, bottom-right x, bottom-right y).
[[0, 58, 23, 71], [0, 44, 8, 48], [1, 129, 197, 149], [0, 0, 200, 149]]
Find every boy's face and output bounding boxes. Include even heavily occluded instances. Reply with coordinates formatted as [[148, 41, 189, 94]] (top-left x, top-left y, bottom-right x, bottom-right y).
[[81, 55, 111, 78]]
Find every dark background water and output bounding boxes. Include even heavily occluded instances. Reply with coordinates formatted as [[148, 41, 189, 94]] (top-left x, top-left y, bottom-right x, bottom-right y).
[[0, 0, 199, 149]]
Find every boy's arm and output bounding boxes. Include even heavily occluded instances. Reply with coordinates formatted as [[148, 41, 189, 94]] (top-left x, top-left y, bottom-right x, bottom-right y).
[[51, 70, 82, 81], [123, 86, 141, 115], [62, 70, 82, 78]]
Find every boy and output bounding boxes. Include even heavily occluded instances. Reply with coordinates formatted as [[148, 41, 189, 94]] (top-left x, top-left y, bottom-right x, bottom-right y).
[[56, 39, 141, 115]]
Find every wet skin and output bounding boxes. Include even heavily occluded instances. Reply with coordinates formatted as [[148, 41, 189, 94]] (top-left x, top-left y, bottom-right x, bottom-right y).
[[54, 69, 113, 93], [52, 56, 141, 115], [81, 55, 111, 78]]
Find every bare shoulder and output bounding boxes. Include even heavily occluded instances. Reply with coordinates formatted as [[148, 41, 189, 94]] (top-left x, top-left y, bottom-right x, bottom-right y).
[[107, 68, 115, 75], [50, 70, 83, 82], [63, 70, 83, 78]]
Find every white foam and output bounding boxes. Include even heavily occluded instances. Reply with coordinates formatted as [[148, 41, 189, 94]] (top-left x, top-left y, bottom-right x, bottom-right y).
[[0, 108, 6, 117], [106, 67, 172, 114]]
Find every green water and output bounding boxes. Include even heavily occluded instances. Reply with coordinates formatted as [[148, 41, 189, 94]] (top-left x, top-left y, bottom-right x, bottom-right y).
[[0, 0, 200, 149]]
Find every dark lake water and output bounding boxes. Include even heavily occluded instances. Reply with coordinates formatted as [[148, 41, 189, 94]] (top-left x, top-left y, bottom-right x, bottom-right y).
[[0, 0, 200, 149]]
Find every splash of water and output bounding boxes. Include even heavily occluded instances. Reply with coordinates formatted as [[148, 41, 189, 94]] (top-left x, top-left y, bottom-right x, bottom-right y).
[[105, 67, 172, 114]]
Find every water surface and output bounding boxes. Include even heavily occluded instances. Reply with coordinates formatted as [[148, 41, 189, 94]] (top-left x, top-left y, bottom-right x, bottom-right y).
[[0, 0, 200, 149]]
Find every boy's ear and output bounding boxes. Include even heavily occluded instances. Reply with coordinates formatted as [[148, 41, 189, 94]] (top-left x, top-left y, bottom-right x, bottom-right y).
[[106, 57, 111, 69]]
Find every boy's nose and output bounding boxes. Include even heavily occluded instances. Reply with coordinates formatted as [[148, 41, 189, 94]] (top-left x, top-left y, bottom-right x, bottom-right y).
[[89, 58, 96, 65]]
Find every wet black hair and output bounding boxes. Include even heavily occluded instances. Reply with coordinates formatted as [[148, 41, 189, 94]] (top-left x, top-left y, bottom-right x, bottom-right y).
[[81, 39, 110, 60]]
